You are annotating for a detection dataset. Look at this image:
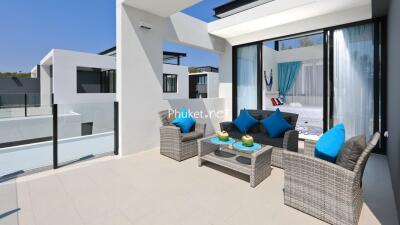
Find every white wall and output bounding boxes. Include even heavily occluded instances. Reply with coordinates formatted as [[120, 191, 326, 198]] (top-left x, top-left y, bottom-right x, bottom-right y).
[[52, 49, 116, 104], [40, 65, 52, 107], [206, 72, 219, 98], [218, 42, 233, 121], [0, 113, 80, 144], [117, 3, 169, 155], [162, 64, 189, 99], [117, 2, 229, 155]]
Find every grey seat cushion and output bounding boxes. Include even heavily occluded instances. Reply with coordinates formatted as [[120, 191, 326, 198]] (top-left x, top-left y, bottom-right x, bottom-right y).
[[336, 135, 367, 171], [181, 131, 203, 142]]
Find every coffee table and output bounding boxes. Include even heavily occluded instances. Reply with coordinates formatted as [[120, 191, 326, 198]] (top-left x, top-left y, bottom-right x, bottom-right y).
[[198, 136, 273, 187]]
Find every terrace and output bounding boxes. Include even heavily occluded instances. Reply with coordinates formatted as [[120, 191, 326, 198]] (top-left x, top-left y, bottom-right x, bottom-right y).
[[1, 0, 400, 225]]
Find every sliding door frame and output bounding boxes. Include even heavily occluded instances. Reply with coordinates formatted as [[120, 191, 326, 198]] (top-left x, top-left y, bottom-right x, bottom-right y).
[[324, 17, 387, 154], [232, 42, 263, 118], [231, 17, 387, 154]]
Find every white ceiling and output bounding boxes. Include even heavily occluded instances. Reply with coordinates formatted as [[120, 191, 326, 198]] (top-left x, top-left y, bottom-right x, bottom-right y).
[[208, 0, 372, 38], [122, 0, 201, 18]]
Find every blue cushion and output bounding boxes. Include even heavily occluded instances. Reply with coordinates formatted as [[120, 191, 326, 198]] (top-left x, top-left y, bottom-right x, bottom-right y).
[[260, 108, 293, 138], [315, 124, 345, 162], [233, 109, 258, 134], [172, 107, 196, 133]]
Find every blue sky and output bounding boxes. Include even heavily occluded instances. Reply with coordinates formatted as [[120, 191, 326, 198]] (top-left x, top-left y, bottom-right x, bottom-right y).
[[0, 0, 116, 72], [0, 0, 228, 72]]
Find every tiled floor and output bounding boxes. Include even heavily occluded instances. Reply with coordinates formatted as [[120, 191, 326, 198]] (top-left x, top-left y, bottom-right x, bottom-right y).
[[5, 149, 399, 225]]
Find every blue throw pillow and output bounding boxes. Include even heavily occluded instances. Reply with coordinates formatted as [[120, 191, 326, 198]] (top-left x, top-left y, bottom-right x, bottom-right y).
[[172, 107, 196, 133], [233, 109, 258, 134], [260, 109, 293, 138], [315, 124, 345, 162]]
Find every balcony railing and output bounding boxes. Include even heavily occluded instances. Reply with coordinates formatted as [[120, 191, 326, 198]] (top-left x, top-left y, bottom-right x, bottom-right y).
[[0, 101, 118, 177]]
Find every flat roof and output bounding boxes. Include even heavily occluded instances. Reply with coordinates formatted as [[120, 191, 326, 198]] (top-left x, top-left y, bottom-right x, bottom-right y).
[[99, 47, 186, 58], [214, 0, 275, 18]]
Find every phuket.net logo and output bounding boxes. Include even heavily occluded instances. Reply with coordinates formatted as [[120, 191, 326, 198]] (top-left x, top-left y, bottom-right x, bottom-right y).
[[168, 108, 225, 120]]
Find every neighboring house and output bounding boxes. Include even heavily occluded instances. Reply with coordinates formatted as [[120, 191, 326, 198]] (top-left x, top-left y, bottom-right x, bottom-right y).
[[36, 49, 116, 105], [188, 70, 219, 99], [0, 49, 116, 147], [100, 47, 220, 100]]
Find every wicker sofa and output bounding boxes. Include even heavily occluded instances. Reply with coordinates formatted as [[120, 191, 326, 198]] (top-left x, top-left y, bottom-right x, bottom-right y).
[[283, 132, 381, 225], [220, 109, 299, 168], [158, 110, 206, 161]]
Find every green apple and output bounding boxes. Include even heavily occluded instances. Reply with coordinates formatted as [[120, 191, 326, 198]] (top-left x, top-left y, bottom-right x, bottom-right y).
[[218, 131, 229, 142], [242, 135, 254, 147]]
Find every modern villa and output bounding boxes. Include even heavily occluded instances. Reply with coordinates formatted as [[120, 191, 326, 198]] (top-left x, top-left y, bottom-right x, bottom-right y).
[[1, 0, 400, 225]]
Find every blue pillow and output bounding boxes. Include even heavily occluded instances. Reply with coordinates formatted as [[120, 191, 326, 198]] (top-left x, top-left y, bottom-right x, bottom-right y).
[[172, 107, 196, 133], [315, 124, 345, 162], [233, 109, 258, 134], [260, 109, 293, 138]]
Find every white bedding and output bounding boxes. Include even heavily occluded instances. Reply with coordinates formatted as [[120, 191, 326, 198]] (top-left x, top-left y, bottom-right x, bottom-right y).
[[265, 105, 323, 120]]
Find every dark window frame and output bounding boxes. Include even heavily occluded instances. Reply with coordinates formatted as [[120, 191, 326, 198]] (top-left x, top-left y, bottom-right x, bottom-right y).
[[232, 17, 387, 154], [163, 74, 178, 93], [76, 67, 116, 94]]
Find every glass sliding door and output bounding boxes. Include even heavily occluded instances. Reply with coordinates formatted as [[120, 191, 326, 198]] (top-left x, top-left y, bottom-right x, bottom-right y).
[[235, 44, 259, 115], [332, 23, 375, 140]]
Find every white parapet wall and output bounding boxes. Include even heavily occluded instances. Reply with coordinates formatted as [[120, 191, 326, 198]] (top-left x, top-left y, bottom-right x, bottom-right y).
[[0, 132, 114, 176]]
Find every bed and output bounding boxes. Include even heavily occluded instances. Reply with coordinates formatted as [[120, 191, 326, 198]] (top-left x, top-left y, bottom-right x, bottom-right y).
[[265, 105, 323, 140]]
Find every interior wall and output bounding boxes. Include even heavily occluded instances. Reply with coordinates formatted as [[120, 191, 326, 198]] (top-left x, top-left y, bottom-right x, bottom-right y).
[[262, 46, 278, 108], [262, 45, 323, 109], [387, 0, 400, 220]]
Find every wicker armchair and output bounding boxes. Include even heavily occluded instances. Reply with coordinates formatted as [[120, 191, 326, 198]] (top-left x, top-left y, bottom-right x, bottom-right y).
[[283, 132, 380, 225], [159, 110, 206, 161]]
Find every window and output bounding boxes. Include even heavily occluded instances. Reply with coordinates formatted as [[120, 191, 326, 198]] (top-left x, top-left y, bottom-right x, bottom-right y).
[[77, 67, 116, 93], [189, 74, 208, 99], [163, 74, 177, 93], [277, 33, 323, 51], [162, 51, 186, 65]]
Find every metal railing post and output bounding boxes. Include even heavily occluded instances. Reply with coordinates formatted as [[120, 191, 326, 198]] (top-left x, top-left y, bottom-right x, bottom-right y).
[[114, 101, 119, 155], [52, 103, 58, 169], [24, 93, 27, 117]]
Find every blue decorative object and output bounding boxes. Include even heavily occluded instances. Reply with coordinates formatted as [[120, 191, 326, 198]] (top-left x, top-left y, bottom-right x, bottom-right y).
[[172, 107, 196, 133], [264, 70, 273, 92], [210, 137, 236, 145], [260, 109, 293, 138], [233, 141, 261, 152], [278, 61, 302, 102], [315, 124, 345, 162], [233, 109, 258, 134]]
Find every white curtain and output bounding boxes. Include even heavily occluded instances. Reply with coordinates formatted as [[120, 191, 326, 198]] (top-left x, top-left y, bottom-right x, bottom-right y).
[[333, 24, 374, 140], [286, 59, 323, 106], [237, 45, 258, 112]]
